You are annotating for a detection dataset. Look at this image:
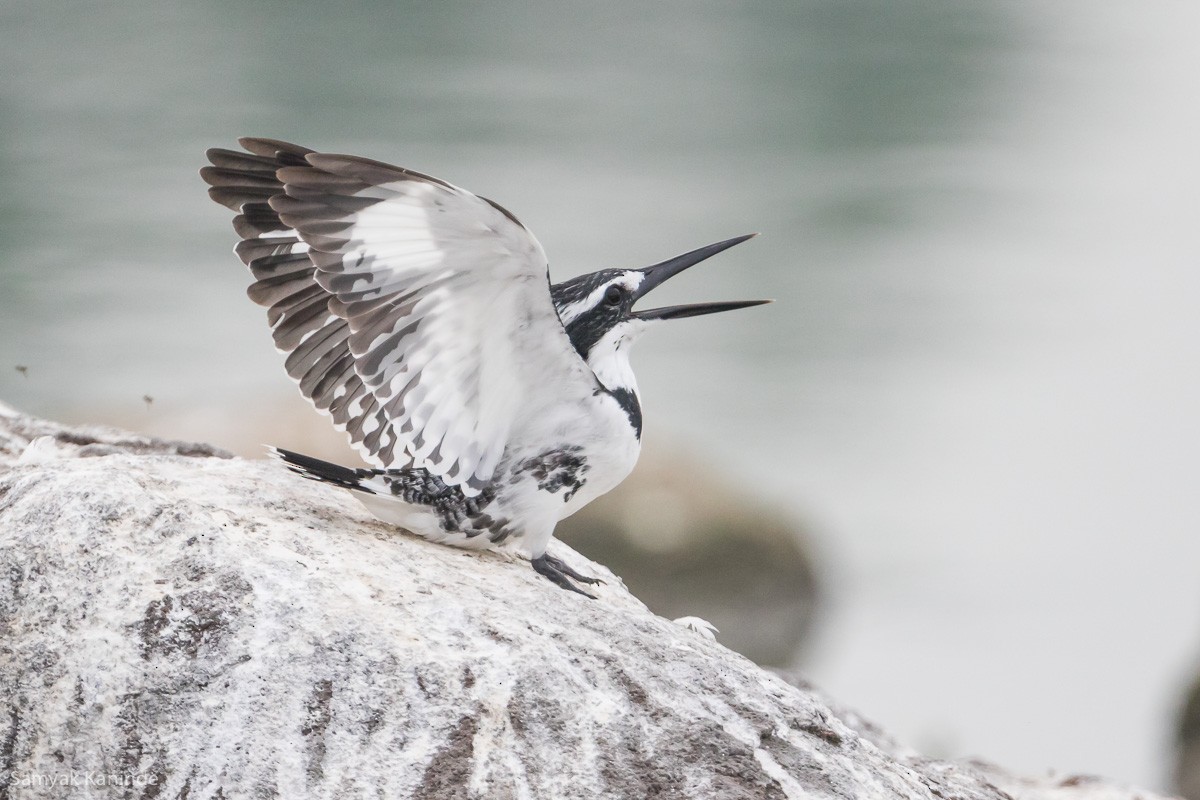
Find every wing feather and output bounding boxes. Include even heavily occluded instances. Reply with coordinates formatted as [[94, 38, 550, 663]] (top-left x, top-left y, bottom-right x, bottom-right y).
[[203, 139, 596, 491]]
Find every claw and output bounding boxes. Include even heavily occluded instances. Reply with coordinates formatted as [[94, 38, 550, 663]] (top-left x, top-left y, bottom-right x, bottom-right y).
[[541, 554, 604, 585], [531, 554, 600, 598]]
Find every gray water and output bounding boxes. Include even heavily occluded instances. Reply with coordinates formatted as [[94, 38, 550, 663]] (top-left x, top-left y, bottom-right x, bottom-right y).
[[3, 0, 1199, 789]]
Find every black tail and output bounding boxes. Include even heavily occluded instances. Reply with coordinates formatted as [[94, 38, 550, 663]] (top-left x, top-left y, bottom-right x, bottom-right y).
[[269, 447, 379, 495]]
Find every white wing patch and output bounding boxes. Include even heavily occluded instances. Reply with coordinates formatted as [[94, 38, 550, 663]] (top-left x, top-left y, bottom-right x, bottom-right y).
[[203, 139, 595, 493]]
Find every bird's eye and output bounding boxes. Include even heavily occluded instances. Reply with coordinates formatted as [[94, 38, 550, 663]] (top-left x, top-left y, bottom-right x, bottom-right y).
[[604, 285, 624, 306]]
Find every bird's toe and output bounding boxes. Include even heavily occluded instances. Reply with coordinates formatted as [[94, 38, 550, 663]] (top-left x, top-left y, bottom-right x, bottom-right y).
[[531, 554, 599, 599], [540, 554, 604, 585]]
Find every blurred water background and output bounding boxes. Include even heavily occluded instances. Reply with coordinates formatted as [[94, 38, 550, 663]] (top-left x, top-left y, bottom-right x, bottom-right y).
[[3, 0, 1199, 790]]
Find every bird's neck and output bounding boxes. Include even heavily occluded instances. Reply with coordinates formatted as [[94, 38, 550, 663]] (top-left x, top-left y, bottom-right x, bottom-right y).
[[590, 349, 639, 399], [586, 332, 643, 438], [586, 328, 639, 395]]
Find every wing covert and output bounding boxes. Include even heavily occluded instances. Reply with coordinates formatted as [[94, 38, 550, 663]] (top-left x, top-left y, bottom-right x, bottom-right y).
[[202, 138, 593, 492]]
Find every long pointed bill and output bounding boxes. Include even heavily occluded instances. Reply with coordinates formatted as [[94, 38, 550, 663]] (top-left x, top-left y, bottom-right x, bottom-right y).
[[631, 233, 771, 321], [634, 298, 772, 321]]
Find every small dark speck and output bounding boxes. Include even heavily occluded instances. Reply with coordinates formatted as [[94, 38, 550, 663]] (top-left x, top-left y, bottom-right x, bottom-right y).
[[143, 394, 154, 410], [154, 579, 167, 585], [15, 365, 28, 378]]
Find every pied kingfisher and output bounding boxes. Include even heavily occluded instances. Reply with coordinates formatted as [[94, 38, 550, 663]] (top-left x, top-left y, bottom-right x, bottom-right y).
[[202, 138, 767, 597]]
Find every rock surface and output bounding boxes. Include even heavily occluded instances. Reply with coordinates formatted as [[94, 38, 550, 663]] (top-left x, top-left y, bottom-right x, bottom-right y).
[[557, 444, 819, 667], [0, 404, 1167, 799]]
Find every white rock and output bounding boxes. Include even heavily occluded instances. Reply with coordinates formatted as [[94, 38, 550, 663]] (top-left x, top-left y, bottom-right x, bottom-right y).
[[0, 407, 1167, 799]]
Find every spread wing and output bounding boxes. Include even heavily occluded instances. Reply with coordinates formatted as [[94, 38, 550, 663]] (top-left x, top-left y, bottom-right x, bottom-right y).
[[202, 137, 596, 493]]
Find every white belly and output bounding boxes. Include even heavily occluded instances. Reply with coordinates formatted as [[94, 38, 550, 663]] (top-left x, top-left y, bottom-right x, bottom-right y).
[[352, 390, 641, 558], [497, 390, 642, 553]]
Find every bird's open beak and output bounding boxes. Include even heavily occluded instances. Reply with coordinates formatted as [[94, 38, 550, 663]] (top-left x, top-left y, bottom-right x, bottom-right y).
[[631, 233, 772, 321]]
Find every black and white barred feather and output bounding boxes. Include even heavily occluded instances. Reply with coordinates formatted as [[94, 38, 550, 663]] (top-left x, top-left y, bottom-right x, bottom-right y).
[[202, 138, 598, 496]]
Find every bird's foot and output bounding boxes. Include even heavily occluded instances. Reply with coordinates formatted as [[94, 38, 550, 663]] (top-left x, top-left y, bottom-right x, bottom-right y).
[[531, 554, 604, 599], [542, 554, 604, 585]]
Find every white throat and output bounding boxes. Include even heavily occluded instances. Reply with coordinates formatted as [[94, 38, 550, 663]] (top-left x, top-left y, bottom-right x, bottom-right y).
[[586, 323, 644, 397]]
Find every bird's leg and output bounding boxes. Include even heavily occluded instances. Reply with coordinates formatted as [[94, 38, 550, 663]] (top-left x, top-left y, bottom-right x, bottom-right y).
[[531, 554, 601, 599]]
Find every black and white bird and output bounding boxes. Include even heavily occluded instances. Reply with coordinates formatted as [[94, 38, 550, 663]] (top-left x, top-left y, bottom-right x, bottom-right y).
[[202, 138, 767, 597]]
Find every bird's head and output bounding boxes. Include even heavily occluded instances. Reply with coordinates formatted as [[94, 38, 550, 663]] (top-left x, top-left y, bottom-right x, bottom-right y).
[[551, 233, 769, 391]]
